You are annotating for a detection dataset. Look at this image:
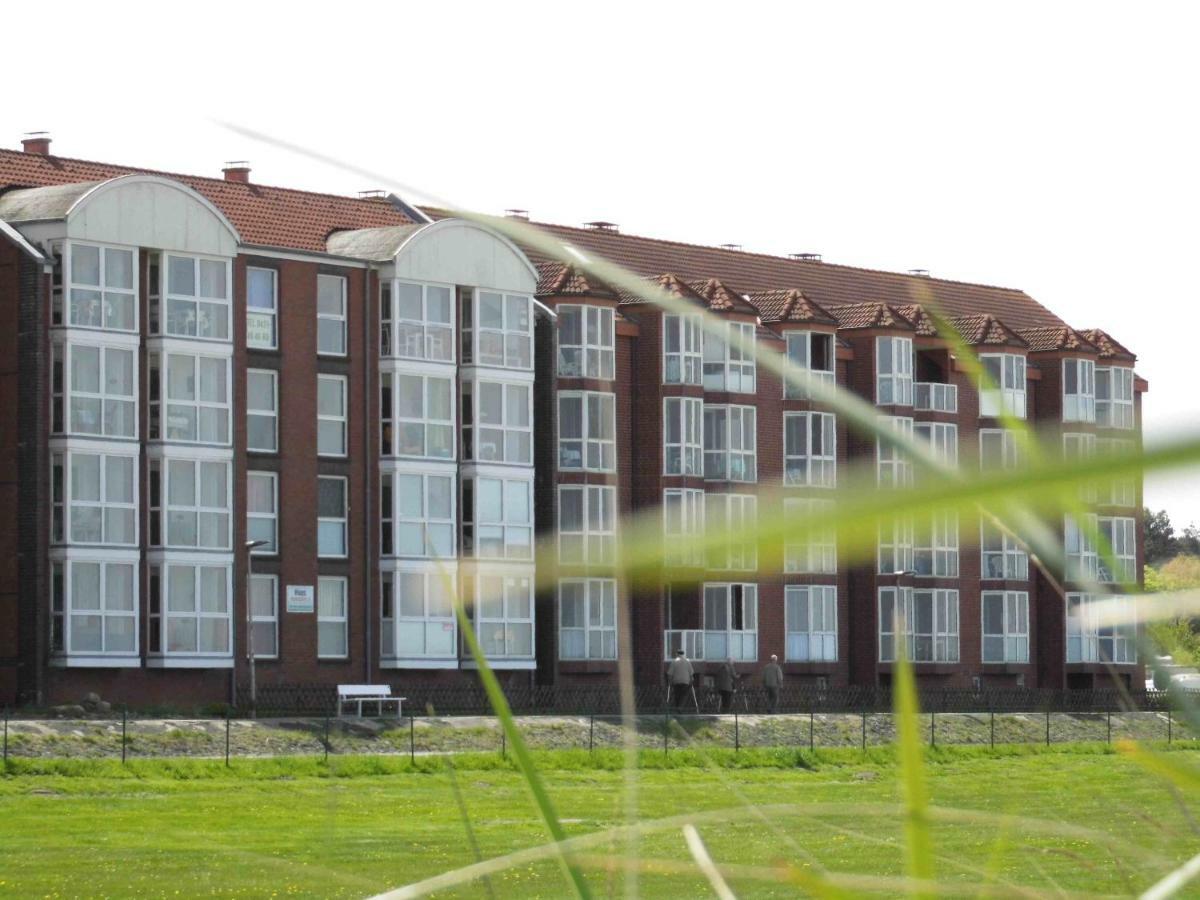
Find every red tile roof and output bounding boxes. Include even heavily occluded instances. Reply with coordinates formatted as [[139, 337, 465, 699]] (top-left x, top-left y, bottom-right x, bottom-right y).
[[947, 314, 1029, 348], [894, 304, 940, 337], [535, 262, 618, 299], [689, 278, 760, 315], [830, 302, 916, 331], [614, 273, 709, 307], [748, 288, 838, 325], [1017, 325, 1100, 354], [1079, 328, 1136, 361], [0, 148, 412, 253]]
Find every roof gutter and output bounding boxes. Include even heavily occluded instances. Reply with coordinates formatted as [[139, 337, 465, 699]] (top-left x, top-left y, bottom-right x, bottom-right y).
[[0, 220, 47, 263]]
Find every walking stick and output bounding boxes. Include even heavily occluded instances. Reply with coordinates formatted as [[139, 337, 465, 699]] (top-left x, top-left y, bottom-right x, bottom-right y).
[[690, 683, 700, 713]]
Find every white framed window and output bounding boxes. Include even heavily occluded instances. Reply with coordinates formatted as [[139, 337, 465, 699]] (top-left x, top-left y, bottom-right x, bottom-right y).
[[877, 416, 914, 486], [558, 391, 616, 472], [1063, 432, 1098, 502], [982, 591, 1028, 663], [250, 574, 278, 659], [785, 585, 837, 662], [148, 562, 232, 657], [980, 521, 1029, 580], [663, 487, 705, 567], [914, 510, 959, 577], [978, 353, 1026, 419], [664, 397, 703, 476], [382, 569, 456, 660], [1065, 514, 1099, 582], [382, 471, 455, 558], [913, 381, 958, 413], [783, 331, 835, 399], [783, 412, 836, 487], [161, 253, 231, 340], [246, 471, 277, 554], [467, 290, 532, 369], [980, 429, 1022, 470], [54, 341, 137, 438], [463, 380, 532, 464], [1096, 367, 1134, 429], [246, 369, 278, 452], [783, 497, 837, 574], [389, 281, 454, 361], [558, 305, 615, 379], [317, 274, 347, 356], [1063, 358, 1096, 423], [246, 267, 277, 350], [703, 405, 756, 482], [559, 485, 617, 565], [703, 321, 757, 393], [878, 517, 915, 575], [1097, 438, 1137, 507], [1098, 516, 1136, 584], [381, 371, 453, 459], [559, 578, 617, 660], [879, 587, 959, 663], [705, 493, 757, 571], [914, 422, 958, 469], [65, 242, 137, 332], [50, 558, 138, 657], [317, 374, 347, 456], [463, 477, 533, 560], [51, 451, 137, 546], [317, 576, 348, 658], [1067, 593, 1136, 663], [150, 458, 231, 550], [318, 476, 348, 558], [876, 336, 913, 406], [149, 352, 230, 445], [468, 572, 534, 659], [698, 583, 758, 661], [663, 313, 703, 385]]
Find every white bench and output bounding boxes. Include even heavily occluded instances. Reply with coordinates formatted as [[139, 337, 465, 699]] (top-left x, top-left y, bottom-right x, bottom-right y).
[[336, 684, 405, 719]]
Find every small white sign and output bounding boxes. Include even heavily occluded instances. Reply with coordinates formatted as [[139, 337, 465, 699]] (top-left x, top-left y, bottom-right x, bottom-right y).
[[286, 584, 314, 614], [247, 312, 274, 349]]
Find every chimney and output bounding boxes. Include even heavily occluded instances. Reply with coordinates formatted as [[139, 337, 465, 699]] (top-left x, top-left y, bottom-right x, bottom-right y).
[[222, 161, 251, 183], [584, 221, 618, 233], [908, 268, 930, 277], [505, 209, 529, 220], [789, 252, 822, 262], [719, 243, 743, 252], [22, 132, 51, 155], [357, 190, 386, 199]]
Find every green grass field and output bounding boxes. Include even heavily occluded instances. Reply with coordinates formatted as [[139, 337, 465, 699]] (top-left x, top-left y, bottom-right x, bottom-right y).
[[1, 744, 1197, 898]]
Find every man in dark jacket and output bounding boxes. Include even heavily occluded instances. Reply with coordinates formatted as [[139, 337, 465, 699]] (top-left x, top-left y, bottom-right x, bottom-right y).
[[762, 655, 783, 713], [715, 657, 736, 712], [667, 649, 694, 709]]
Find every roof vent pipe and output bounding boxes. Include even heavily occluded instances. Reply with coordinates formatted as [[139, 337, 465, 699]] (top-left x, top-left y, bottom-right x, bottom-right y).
[[505, 209, 530, 220], [908, 268, 930, 277], [222, 161, 251, 183], [21, 132, 50, 155], [789, 252, 822, 262], [357, 190, 386, 199], [584, 221, 619, 233], [720, 243, 742, 251]]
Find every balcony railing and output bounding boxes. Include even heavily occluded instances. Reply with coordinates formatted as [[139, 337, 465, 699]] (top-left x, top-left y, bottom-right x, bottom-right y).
[[664, 629, 758, 662], [914, 382, 958, 413]]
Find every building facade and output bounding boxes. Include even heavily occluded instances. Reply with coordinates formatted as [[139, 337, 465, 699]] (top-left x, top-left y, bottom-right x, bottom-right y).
[[0, 136, 1146, 706]]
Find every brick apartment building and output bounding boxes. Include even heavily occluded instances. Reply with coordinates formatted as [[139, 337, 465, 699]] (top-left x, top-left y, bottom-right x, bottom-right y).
[[0, 135, 1146, 707]]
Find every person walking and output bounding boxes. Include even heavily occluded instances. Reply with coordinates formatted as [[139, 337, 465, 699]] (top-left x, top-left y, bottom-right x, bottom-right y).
[[716, 657, 736, 712], [667, 649, 695, 710], [762, 654, 783, 713]]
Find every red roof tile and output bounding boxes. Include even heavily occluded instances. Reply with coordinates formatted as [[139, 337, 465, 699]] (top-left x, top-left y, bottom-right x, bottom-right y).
[[688, 278, 760, 315], [894, 304, 940, 337], [1017, 325, 1100, 354], [535, 262, 618, 298], [0, 148, 412, 253], [614, 273, 708, 307], [748, 288, 838, 325], [947, 314, 1029, 348], [830, 302, 916, 331], [1079, 328, 1136, 361]]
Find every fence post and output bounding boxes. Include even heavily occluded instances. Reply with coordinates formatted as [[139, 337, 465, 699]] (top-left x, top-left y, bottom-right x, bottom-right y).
[[930, 710, 936, 748], [1107, 709, 1112, 745], [734, 712, 739, 753], [410, 715, 415, 763], [664, 710, 669, 757], [324, 714, 330, 763], [861, 710, 866, 752], [809, 709, 815, 753], [225, 709, 230, 767], [589, 714, 594, 754], [121, 705, 127, 765], [1045, 709, 1050, 747], [1169, 708, 1173, 744], [3, 707, 7, 766], [989, 710, 994, 749]]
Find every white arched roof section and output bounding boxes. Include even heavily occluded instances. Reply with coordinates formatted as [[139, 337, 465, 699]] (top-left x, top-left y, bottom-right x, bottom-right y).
[[66, 174, 241, 258], [392, 218, 537, 295]]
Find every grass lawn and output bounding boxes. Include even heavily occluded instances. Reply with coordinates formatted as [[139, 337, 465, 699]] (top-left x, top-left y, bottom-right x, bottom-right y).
[[1, 744, 1197, 898]]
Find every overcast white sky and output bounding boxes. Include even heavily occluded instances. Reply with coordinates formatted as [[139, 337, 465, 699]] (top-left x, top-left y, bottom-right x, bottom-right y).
[[6, 1, 1198, 526]]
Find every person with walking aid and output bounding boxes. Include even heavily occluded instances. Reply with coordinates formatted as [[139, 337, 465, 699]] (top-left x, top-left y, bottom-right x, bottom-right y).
[[762, 654, 783, 713], [667, 649, 695, 710], [716, 657, 736, 712]]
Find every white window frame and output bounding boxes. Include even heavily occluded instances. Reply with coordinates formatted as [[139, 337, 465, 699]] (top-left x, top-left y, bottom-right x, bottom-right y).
[[783, 497, 837, 574], [703, 405, 757, 483], [246, 369, 278, 453], [978, 353, 1026, 419], [381, 370, 455, 460], [1097, 438, 1137, 507], [558, 578, 618, 660], [64, 241, 138, 333], [469, 572, 535, 660], [1063, 432, 1098, 502], [705, 493, 757, 571], [783, 411, 836, 487], [1063, 358, 1096, 423], [914, 422, 958, 470], [1098, 516, 1136, 584], [980, 520, 1029, 580], [317, 476, 348, 558], [557, 305, 615, 379], [381, 568, 457, 661], [1067, 592, 1136, 664], [463, 380, 532, 465], [316, 273, 347, 356], [981, 590, 1029, 663], [558, 391, 616, 472], [663, 313, 703, 385], [317, 576, 349, 658], [783, 330, 835, 399], [382, 471, 456, 559], [50, 556, 139, 658], [879, 587, 959, 663], [1096, 366, 1134, 429], [148, 561, 233, 658], [247, 471, 278, 555], [878, 517, 915, 575], [51, 450, 138, 547], [695, 583, 758, 662], [875, 336, 913, 406], [1065, 514, 1099, 582], [877, 416, 914, 486], [149, 350, 231, 445], [152, 458, 232, 551], [388, 280, 454, 362], [702, 320, 757, 393], [980, 429, 1022, 471], [249, 573, 278, 659], [463, 477, 533, 561], [160, 253, 232, 341], [246, 266, 278, 350], [558, 485, 617, 566], [914, 510, 959, 578], [55, 339, 138, 439], [317, 374, 348, 457], [663, 487, 705, 567], [470, 290, 533, 370], [785, 585, 837, 662], [663, 396, 703, 476]]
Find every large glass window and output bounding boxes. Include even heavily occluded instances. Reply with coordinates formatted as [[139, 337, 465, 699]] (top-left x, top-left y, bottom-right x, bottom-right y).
[[469, 573, 534, 659], [1063, 358, 1096, 423], [705, 493, 757, 571], [878, 517, 914, 575], [317, 274, 347, 356], [558, 305, 615, 379], [317, 374, 347, 457], [1065, 514, 1099, 582], [162, 254, 230, 340], [980, 429, 1022, 470], [663, 487, 704, 567], [914, 510, 959, 577], [783, 498, 836, 574], [1098, 516, 1136, 584], [246, 369, 278, 452], [703, 321, 757, 393], [318, 477, 348, 557], [558, 392, 616, 472], [149, 352, 230, 444], [58, 342, 136, 438], [148, 563, 231, 657], [247, 471, 277, 554], [785, 585, 837, 662], [980, 521, 1029, 580], [1063, 432, 1098, 502], [246, 267, 278, 350], [663, 397, 703, 476], [783, 331, 834, 399], [382, 472, 455, 558], [663, 313, 703, 385], [382, 570, 456, 659], [470, 291, 532, 369], [317, 576, 348, 658], [50, 559, 137, 656], [914, 422, 958, 470], [704, 405, 756, 482], [462, 477, 533, 560], [877, 416, 914, 486], [982, 591, 1028, 663], [1096, 367, 1134, 429], [876, 336, 913, 406], [51, 451, 137, 546], [150, 459, 231, 550], [1067, 593, 1136, 663], [250, 574, 278, 658], [381, 372, 453, 459], [389, 281, 453, 361], [697, 583, 757, 661], [978, 353, 1026, 419], [67, 242, 136, 332], [783, 412, 836, 487], [463, 381, 531, 464], [558, 485, 616, 565], [559, 579, 617, 660], [879, 587, 959, 663], [1097, 438, 1137, 507]]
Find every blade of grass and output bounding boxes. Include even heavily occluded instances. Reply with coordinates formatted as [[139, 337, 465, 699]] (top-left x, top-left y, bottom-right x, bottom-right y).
[[682, 824, 737, 900], [893, 618, 934, 897]]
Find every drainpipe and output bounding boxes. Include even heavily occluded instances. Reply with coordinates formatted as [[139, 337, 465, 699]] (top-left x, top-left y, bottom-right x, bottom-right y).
[[364, 266, 374, 683]]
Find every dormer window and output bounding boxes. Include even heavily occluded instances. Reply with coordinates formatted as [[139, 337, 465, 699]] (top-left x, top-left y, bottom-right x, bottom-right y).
[[1095, 366, 1134, 429], [978, 353, 1026, 419], [702, 322, 756, 393], [1062, 358, 1096, 423], [875, 337, 913, 406], [783, 331, 834, 399]]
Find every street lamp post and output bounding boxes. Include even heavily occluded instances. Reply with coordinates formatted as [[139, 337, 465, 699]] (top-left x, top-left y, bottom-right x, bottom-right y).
[[245, 539, 269, 718]]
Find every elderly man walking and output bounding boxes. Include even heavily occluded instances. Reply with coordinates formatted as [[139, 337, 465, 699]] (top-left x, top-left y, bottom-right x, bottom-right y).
[[715, 657, 736, 712], [667, 649, 695, 710], [762, 654, 783, 713]]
